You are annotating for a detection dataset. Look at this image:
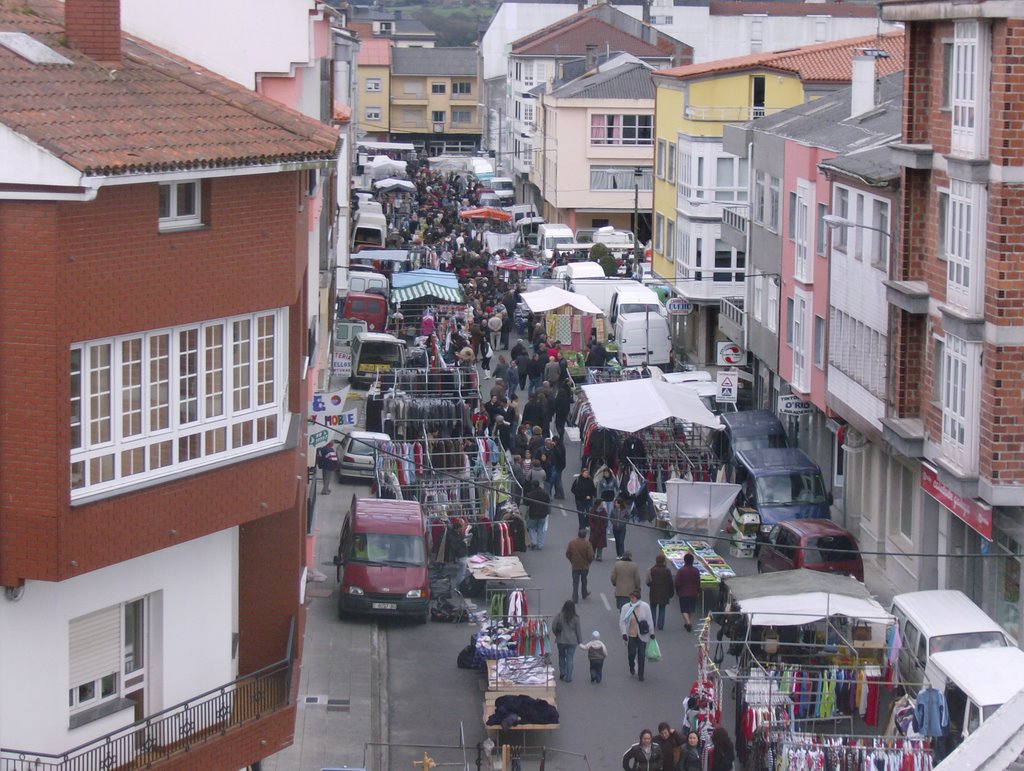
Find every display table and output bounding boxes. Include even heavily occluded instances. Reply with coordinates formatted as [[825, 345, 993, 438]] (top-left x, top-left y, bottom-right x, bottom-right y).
[[468, 555, 530, 581], [486, 656, 556, 694], [658, 539, 736, 588]]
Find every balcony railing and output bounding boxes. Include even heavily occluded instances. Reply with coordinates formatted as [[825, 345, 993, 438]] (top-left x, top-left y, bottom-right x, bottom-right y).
[[683, 105, 785, 122], [719, 296, 746, 348], [721, 205, 748, 237], [1, 622, 294, 771]]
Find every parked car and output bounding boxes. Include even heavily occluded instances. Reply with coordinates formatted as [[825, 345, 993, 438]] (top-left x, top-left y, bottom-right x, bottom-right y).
[[757, 519, 863, 581], [337, 430, 390, 482]]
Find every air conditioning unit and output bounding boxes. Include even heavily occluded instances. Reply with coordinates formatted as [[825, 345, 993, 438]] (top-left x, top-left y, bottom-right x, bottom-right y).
[[433, 122, 444, 132]]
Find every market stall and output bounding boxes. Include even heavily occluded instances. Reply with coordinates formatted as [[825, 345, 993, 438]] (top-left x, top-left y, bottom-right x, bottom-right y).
[[519, 286, 605, 354], [715, 571, 914, 769]]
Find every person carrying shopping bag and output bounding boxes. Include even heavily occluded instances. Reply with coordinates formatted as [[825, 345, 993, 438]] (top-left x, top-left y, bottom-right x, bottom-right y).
[[618, 590, 655, 681]]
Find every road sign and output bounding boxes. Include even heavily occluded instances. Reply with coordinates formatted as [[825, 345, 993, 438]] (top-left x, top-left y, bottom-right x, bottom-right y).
[[777, 394, 813, 416], [716, 371, 738, 404], [716, 341, 744, 366], [666, 298, 694, 316]]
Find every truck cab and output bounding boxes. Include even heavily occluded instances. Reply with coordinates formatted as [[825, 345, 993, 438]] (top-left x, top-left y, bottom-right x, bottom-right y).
[[737, 447, 832, 534]]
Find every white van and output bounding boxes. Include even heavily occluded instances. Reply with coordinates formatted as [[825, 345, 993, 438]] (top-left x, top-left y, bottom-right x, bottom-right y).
[[593, 226, 636, 257], [350, 332, 405, 388], [490, 177, 515, 202], [924, 647, 1024, 746], [607, 285, 666, 326], [890, 590, 1012, 696], [352, 211, 388, 251], [470, 157, 494, 181], [537, 223, 575, 263], [614, 314, 672, 368], [347, 272, 389, 295], [553, 261, 605, 282]]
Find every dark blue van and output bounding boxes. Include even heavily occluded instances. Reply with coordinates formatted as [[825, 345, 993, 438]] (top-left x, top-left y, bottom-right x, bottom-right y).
[[737, 447, 832, 534], [716, 410, 789, 479]]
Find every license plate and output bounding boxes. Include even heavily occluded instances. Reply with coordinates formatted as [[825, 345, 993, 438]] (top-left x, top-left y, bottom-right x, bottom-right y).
[[372, 602, 398, 610]]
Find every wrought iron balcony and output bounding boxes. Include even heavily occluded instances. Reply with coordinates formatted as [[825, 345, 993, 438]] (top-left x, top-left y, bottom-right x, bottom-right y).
[[1, 632, 293, 771], [719, 296, 745, 348]]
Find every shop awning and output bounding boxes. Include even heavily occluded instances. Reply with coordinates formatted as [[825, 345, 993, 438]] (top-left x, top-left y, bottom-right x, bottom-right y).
[[459, 207, 512, 222], [724, 570, 893, 627], [374, 177, 416, 193], [391, 269, 459, 290], [581, 378, 723, 432], [390, 281, 464, 304], [520, 286, 603, 315]]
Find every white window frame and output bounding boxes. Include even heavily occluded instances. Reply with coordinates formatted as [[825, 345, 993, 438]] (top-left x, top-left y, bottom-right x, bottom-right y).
[[667, 142, 677, 184], [70, 310, 288, 497], [654, 213, 665, 253], [365, 106, 382, 121], [752, 275, 764, 323], [833, 186, 850, 252], [766, 280, 779, 332], [813, 314, 826, 369], [158, 181, 201, 231], [713, 155, 748, 203], [793, 179, 813, 283], [523, 103, 534, 124], [431, 82, 446, 95], [666, 219, 675, 262], [951, 21, 989, 159], [365, 77, 382, 92], [945, 179, 986, 315], [791, 289, 810, 392], [452, 109, 472, 125], [871, 199, 891, 271], [941, 334, 980, 473], [656, 139, 666, 179], [767, 175, 781, 234], [753, 170, 766, 224]]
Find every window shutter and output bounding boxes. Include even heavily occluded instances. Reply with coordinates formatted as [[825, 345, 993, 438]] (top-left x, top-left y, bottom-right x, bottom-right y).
[[69, 606, 121, 687]]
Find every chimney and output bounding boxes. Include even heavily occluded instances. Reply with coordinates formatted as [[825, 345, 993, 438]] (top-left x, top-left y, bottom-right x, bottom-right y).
[[850, 54, 875, 118], [643, 0, 651, 24], [65, 0, 121, 65], [585, 44, 598, 71]]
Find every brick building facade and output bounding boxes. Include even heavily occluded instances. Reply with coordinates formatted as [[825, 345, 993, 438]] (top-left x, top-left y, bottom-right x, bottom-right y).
[[884, 0, 1024, 639], [0, 0, 337, 766]]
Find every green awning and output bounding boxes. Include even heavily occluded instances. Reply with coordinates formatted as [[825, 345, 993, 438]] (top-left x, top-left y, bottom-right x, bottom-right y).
[[390, 281, 464, 304]]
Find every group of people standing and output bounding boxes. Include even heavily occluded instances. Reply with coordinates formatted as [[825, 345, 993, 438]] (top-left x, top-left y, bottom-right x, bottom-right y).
[[622, 724, 734, 771]]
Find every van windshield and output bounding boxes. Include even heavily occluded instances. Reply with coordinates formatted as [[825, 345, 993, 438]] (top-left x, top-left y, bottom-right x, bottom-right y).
[[929, 631, 1008, 655], [734, 434, 788, 454], [349, 533, 426, 566], [354, 226, 384, 244], [356, 341, 403, 366], [545, 235, 574, 250], [619, 302, 662, 315], [755, 472, 827, 505]]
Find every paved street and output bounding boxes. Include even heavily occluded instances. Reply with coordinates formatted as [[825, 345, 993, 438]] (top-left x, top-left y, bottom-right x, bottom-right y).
[[267, 368, 903, 771]]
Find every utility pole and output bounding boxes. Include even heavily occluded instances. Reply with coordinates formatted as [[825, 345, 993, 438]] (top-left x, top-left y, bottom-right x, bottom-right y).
[[633, 166, 648, 364]]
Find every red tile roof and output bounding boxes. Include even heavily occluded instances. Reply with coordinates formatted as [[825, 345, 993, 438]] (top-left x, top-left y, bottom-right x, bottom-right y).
[[512, 16, 672, 59], [357, 38, 391, 67], [654, 31, 904, 83], [0, 0, 339, 178]]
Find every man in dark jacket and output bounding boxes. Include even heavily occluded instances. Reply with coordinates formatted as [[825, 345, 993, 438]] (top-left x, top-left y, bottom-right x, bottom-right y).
[[571, 467, 597, 530], [525, 481, 551, 550], [527, 353, 544, 395], [585, 342, 608, 368], [675, 552, 702, 632], [514, 350, 531, 392], [547, 435, 567, 500], [553, 382, 572, 439], [521, 393, 545, 431]]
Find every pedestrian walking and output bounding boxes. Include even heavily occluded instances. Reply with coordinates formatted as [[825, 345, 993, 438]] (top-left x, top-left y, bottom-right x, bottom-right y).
[[565, 529, 595, 602], [315, 439, 339, 494], [578, 630, 608, 683], [646, 554, 675, 631], [570, 467, 597, 530], [480, 339, 493, 371], [619, 590, 655, 681], [709, 726, 735, 771], [547, 435, 566, 500], [588, 502, 608, 561], [448, 518, 469, 593], [553, 381, 572, 439], [622, 729, 662, 771], [524, 480, 550, 550], [610, 497, 631, 558], [487, 313, 503, 351], [679, 731, 702, 771], [597, 467, 619, 516], [610, 551, 642, 610], [551, 600, 582, 682], [654, 722, 684, 771], [674, 552, 702, 632]]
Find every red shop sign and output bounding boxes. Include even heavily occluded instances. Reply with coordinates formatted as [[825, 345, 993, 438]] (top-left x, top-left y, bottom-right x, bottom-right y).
[[920, 462, 992, 540]]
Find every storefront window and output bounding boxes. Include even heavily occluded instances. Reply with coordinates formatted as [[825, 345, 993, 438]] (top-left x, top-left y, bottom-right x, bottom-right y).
[[995, 532, 1021, 639]]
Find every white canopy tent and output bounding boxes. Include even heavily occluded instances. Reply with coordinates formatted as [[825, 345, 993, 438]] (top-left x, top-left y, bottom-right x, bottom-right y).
[[738, 592, 894, 628], [374, 177, 415, 193], [520, 286, 603, 315], [365, 155, 408, 179], [665, 479, 742, 533], [581, 378, 723, 433]]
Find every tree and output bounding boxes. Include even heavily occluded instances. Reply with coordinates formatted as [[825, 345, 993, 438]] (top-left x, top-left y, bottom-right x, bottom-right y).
[[591, 243, 617, 276]]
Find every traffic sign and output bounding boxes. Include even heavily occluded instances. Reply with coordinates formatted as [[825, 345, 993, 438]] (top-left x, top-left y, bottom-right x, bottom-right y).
[[716, 342, 744, 366], [716, 371, 738, 404], [666, 298, 694, 316], [777, 394, 813, 416]]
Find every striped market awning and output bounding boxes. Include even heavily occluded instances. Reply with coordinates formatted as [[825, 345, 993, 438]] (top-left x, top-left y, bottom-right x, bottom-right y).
[[390, 281, 464, 304]]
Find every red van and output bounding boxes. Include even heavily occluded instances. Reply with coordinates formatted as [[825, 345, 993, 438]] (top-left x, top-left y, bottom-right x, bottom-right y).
[[334, 497, 431, 623], [341, 291, 387, 332]]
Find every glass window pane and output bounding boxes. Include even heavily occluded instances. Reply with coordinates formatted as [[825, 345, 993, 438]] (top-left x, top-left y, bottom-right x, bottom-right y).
[[176, 182, 196, 217], [121, 447, 145, 477], [149, 334, 170, 431], [204, 325, 224, 418], [158, 185, 170, 218], [178, 329, 199, 424], [233, 320, 252, 411], [121, 338, 143, 437]]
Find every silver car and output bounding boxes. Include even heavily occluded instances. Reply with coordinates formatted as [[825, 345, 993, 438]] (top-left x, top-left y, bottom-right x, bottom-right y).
[[336, 431, 390, 482]]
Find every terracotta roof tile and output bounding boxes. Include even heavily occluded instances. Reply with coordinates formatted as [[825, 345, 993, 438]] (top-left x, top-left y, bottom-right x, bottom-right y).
[[513, 17, 671, 59], [0, 0, 339, 177], [654, 31, 904, 83], [357, 38, 391, 66]]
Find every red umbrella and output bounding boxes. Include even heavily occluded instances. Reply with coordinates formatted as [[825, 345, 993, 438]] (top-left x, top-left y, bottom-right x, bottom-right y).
[[495, 257, 541, 271], [459, 207, 513, 222]]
